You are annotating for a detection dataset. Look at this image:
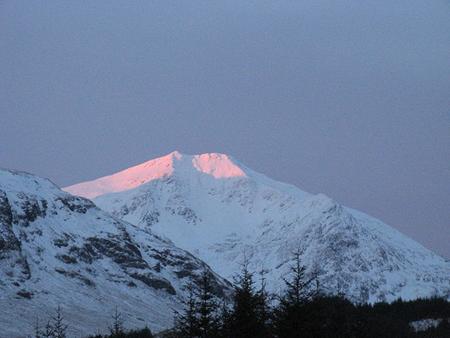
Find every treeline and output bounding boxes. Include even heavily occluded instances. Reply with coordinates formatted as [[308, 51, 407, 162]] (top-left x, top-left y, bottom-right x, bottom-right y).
[[29, 252, 450, 338], [165, 252, 450, 338]]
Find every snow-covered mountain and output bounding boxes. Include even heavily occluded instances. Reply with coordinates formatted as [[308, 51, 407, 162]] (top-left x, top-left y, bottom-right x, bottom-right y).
[[65, 151, 450, 304], [0, 168, 230, 337]]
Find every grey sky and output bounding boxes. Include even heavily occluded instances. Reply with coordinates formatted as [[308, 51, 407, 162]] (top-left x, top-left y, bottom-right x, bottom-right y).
[[1, 1, 449, 258]]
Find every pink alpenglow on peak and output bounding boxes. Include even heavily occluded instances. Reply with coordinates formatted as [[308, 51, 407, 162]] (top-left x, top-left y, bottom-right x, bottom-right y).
[[63, 151, 247, 199], [63, 151, 180, 199], [192, 153, 246, 179]]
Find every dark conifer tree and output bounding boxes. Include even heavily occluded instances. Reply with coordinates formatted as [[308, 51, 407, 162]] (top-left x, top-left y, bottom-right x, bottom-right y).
[[174, 284, 200, 338], [218, 300, 233, 338], [42, 320, 54, 338], [109, 306, 125, 338], [272, 250, 317, 338], [256, 268, 272, 336], [226, 263, 271, 338], [174, 271, 220, 338], [51, 306, 68, 338], [196, 271, 220, 338]]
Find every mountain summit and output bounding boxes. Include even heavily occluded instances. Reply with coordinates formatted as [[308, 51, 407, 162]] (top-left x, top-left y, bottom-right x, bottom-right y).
[[64, 151, 247, 199], [65, 152, 450, 304]]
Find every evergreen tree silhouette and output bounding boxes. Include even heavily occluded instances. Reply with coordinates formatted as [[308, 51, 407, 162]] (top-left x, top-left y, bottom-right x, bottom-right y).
[[174, 271, 220, 338], [51, 306, 68, 338], [42, 320, 54, 338], [109, 306, 125, 337], [227, 262, 271, 338], [174, 283, 200, 337], [273, 250, 317, 338], [196, 271, 220, 338]]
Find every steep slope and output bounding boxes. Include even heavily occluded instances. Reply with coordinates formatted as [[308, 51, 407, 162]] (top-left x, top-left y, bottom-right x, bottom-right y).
[[66, 152, 450, 304], [0, 169, 230, 338]]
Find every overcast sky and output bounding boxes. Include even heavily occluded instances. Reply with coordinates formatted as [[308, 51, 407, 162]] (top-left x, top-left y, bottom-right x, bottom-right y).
[[1, 1, 449, 258]]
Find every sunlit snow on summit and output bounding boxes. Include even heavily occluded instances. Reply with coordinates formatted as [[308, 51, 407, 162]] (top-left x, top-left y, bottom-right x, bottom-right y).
[[64, 151, 247, 199], [192, 153, 247, 179]]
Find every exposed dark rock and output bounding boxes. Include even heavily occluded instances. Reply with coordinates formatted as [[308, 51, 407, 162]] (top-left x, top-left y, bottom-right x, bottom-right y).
[[84, 236, 149, 269], [149, 248, 186, 267], [0, 191, 21, 253], [142, 210, 160, 226], [182, 262, 198, 271], [21, 199, 42, 224], [0, 192, 31, 280], [12, 193, 48, 227], [174, 269, 194, 278], [55, 195, 95, 214], [0, 190, 13, 225], [16, 290, 33, 299], [54, 268, 95, 287], [40, 200, 48, 216], [120, 205, 130, 215], [153, 262, 161, 272], [70, 243, 99, 264], [53, 235, 71, 248], [130, 272, 176, 295], [56, 254, 78, 264], [165, 205, 198, 224]]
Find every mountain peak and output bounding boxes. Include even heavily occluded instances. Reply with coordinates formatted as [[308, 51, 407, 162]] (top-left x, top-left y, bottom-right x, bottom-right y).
[[64, 151, 247, 199], [192, 153, 247, 179]]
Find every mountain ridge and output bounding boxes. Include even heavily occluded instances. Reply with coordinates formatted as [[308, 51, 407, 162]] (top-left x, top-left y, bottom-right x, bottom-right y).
[[64, 152, 450, 304]]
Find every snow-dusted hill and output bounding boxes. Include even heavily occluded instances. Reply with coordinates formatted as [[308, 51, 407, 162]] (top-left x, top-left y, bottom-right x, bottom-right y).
[[66, 151, 450, 304], [0, 168, 230, 338]]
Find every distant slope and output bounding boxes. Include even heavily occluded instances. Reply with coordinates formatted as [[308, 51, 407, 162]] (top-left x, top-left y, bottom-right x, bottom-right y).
[[67, 151, 450, 303], [0, 168, 230, 337]]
